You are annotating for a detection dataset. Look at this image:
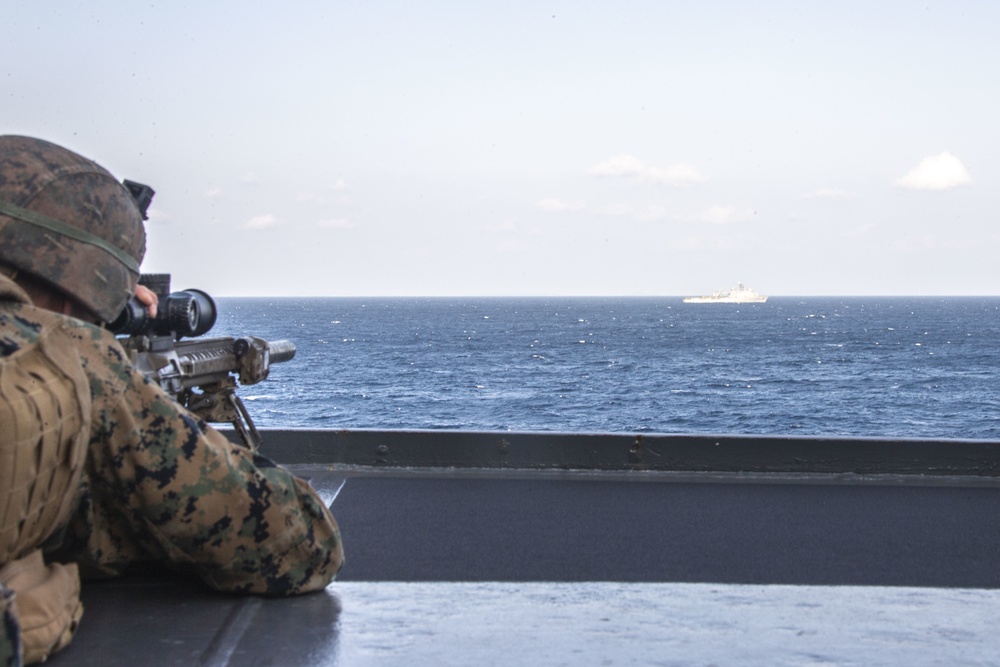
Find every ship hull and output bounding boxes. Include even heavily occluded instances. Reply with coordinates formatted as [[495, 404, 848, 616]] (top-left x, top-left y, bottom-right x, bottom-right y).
[[682, 296, 768, 303]]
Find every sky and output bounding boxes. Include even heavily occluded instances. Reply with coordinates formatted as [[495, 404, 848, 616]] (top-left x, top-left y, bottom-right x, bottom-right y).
[[2, 1, 997, 297]]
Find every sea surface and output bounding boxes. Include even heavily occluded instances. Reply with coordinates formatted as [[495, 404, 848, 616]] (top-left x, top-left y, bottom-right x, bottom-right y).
[[209, 297, 1000, 440]]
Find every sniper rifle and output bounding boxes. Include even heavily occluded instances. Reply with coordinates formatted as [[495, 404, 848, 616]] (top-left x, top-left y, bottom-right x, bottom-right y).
[[110, 274, 295, 451]]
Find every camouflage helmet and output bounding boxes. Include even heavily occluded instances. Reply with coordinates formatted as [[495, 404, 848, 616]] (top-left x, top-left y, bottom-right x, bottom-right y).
[[0, 135, 146, 322]]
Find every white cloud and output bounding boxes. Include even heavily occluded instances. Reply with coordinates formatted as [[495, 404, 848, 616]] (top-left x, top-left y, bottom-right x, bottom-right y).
[[802, 188, 854, 200], [204, 186, 223, 198], [590, 154, 706, 187], [699, 205, 755, 225], [245, 213, 280, 229], [241, 172, 261, 184], [316, 218, 357, 229], [895, 152, 971, 191], [331, 179, 350, 191], [590, 154, 646, 177], [535, 198, 580, 212]]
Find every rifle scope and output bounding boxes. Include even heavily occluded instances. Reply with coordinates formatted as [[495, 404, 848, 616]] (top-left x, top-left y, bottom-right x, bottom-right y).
[[109, 274, 217, 339]]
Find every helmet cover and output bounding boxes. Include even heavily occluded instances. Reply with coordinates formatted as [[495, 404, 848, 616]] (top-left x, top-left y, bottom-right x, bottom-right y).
[[0, 136, 146, 322]]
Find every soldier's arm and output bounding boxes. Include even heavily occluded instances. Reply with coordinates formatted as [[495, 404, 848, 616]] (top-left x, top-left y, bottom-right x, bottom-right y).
[[68, 326, 343, 595]]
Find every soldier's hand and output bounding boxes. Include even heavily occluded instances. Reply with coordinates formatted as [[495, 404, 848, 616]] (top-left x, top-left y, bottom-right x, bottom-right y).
[[135, 284, 158, 318]]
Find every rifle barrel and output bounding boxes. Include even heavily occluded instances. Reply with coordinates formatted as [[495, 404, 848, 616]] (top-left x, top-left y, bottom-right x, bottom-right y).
[[267, 339, 296, 364]]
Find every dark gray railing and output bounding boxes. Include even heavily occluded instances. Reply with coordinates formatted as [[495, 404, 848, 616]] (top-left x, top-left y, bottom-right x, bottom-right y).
[[253, 428, 1000, 478]]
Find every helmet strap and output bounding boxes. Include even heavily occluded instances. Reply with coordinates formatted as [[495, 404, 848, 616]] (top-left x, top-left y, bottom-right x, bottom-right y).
[[0, 200, 140, 274]]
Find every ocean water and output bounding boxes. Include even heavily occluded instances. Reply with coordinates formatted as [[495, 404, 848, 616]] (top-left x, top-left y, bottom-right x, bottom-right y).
[[209, 297, 1000, 440]]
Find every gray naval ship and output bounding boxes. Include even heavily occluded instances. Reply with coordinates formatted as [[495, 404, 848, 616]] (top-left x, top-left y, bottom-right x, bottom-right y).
[[683, 282, 769, 303], [49, 285, 1000, 666]]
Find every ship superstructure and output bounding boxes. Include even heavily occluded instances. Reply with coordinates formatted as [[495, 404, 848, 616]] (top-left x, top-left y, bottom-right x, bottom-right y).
[[683, 282, 767, 303]]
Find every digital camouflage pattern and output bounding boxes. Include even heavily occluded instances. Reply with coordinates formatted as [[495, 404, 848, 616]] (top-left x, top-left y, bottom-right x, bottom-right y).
[[0, 136, 145, 322], [0, 584, 18, 667], [1, 274, 343, 662], [0, 275, 344, 591]]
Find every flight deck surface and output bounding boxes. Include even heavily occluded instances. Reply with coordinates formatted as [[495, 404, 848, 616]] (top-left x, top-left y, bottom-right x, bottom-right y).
[[48, 447, 1000, 666]]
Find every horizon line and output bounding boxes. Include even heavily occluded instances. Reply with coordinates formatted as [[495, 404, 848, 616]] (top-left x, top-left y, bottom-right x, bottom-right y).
[[210, 293, 1000, 299]]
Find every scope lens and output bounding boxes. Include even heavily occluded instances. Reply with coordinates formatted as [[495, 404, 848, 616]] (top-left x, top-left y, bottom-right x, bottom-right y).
[[183, 289, 217, 337]]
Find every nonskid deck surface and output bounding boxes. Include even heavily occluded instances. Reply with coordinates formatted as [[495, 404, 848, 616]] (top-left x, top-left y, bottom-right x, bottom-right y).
[[49, 577, 1000, 667], [310, 467, 1000, 587], [48, 462, 1000, 665]]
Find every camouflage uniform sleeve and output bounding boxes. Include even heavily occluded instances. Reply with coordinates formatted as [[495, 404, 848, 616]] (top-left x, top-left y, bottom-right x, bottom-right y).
[[60, 324, 343, 596], [0, 583, 18, 667]]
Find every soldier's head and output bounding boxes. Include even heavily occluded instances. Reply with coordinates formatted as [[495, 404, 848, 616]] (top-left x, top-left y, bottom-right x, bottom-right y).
[[0, 135, 147, 323]]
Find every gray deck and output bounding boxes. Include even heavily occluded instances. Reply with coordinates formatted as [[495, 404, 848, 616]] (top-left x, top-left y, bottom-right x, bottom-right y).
[[51, 576, 1000, 666], [46, 430, 1000, 665]]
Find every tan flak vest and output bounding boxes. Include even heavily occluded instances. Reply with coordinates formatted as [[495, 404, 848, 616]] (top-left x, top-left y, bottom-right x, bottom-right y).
[[0, 277, 89, 663]]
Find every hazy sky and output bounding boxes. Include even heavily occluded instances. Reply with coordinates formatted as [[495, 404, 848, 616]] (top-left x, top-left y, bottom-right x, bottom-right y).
[[3, 1, 997, 296]]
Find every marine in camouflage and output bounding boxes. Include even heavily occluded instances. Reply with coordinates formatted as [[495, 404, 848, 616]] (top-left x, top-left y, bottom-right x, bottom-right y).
[[0, 136, 343, 664], [2, 269, 343, 593]]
